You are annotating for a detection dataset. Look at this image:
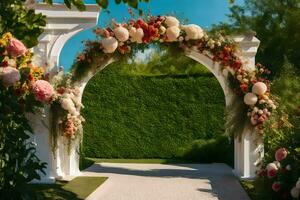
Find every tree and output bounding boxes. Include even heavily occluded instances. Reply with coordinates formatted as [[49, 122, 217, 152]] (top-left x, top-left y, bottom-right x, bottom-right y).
[[211, 0, 300, 76]]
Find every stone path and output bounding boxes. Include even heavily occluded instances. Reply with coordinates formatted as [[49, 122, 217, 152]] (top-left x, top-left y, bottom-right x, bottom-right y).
[[83, 163, 250, 200]]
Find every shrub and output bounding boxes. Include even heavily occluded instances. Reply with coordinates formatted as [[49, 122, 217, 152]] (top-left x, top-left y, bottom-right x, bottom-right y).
[[81, 61, 229, 161]]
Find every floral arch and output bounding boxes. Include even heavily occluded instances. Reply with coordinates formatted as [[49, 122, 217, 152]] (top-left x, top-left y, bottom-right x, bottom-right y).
[[23, 4, 275, 183]]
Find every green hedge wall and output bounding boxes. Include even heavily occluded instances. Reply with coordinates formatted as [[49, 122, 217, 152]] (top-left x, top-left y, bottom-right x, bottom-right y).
[[81, 64, 227, 160]]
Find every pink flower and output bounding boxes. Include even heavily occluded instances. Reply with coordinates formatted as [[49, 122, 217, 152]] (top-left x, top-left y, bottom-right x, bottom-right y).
[[32, 80, 54, 102], [266, 163, 278, 178], [272, 182, 281, 192], [0, 66, 20, 87], [6, 38, 27, 57], [275, 148, 288, 161]]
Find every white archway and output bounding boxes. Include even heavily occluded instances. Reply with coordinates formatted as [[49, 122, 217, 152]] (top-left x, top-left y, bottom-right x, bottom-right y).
[[29, 3, 263, 183]]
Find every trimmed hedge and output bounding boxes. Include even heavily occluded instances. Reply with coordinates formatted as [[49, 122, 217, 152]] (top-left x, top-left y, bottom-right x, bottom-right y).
[[82, 63, 228, 161]]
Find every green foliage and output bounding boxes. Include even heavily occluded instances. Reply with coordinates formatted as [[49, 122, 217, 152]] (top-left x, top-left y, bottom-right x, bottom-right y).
[[211, 0, 300, 76], [81, 58, 228, 161], [182, 135, 234, 166], [96, 0, 150, 14], [241, 180, 272, 200], [0, 84, 47, 199], [251, 61, 300, 199], [263, 61, 300, 161], [0, 0, 46, 47], [124, 48, 211, 76]]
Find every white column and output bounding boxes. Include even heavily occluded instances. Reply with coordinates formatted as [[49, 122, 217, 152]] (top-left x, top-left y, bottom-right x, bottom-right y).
[[27, 107, 56, 183], [31, 3, 100, 182], [233, 34, 262, 178]]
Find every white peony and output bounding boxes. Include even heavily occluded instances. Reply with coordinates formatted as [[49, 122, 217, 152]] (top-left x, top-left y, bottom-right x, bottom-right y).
[[244, 93, 258, 106], [101, 37, 118, 53], [165, 16, 180, 27], [113, 26, 129, 42], [291, 187, 300, 198], [181, 24, 204, 40], [252, 82, 267, 95], [61, 98, 75, 113], [0, 66, 20, 87], [129, 27, 144, 43], [166, 26, 180, 42]]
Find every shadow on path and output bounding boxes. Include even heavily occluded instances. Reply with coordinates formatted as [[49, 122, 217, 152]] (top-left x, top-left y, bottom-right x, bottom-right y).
[[84, 163, 250, 200]]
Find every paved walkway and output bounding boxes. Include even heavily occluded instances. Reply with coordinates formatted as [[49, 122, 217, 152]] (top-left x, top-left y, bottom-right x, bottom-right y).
[[83, 163, 250, 200]]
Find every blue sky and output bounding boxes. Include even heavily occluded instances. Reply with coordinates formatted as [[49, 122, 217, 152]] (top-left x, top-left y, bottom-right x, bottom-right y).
[[57, 0, 244, 71]]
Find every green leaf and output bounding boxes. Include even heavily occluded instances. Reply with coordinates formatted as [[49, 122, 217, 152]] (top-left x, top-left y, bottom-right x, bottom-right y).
[[128, 0, 138, 8], [64, 0, 72, 9], [115, 0, 122, 4], [73, 0, 86, 11], [138, 9, 143, 16], [96, 0, 108, 9], [43, 0, 53, 5]]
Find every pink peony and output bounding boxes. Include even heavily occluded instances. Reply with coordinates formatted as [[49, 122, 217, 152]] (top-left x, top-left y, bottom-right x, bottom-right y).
[[266, 163, 278, 178], [6, 38, 27, 57], [0, 66, 20, 86], [32, 80, 54, 102], [275, 148, 288, 161], [272, 182, 281, 192]]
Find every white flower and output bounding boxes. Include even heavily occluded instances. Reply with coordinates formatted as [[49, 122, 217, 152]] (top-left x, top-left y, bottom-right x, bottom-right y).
[[129, 27, 144, 43], [259, 99, 266, 104], [273, 161, 281, 169], [207, 39, 215, 49], [166, 26, 180, 42], [165, 16, 179, 27], [266, 162, 278, 171], [244, 93, 258, 106], [61, 98, 75, 113], [0, 66, 20, 87], [252, 82, 267, 95], [291, 187, 300, 198], [159, 26, 166, 34], [101, 37, 118, 53], [113, 26, 129, 42], [258, 110, 263, 115], [181, 24, 204, 40], [237, 75, 243, 81]]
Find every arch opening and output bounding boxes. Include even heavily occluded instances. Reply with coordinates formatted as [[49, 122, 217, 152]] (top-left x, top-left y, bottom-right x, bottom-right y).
[[80, 47, 233, 165]]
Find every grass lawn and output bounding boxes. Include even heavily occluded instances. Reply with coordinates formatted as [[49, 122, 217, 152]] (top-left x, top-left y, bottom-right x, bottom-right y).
[[31, 176, 107, 200]]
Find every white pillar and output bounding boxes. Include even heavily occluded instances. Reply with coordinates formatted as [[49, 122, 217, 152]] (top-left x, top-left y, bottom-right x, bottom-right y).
[[233, 34, 262, 178], [31, 3, 100, 182], [27, 107, 56, 183]]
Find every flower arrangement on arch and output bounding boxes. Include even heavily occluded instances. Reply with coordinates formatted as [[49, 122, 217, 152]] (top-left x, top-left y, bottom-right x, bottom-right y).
[[0, 32, 84, 140], [75, 15, 277, 134], [0, 32, 54, 110]]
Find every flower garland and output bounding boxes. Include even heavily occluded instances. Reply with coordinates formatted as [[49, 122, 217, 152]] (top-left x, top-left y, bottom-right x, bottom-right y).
[[73, 15, 277, 134], [0, 32, 84, 142]]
